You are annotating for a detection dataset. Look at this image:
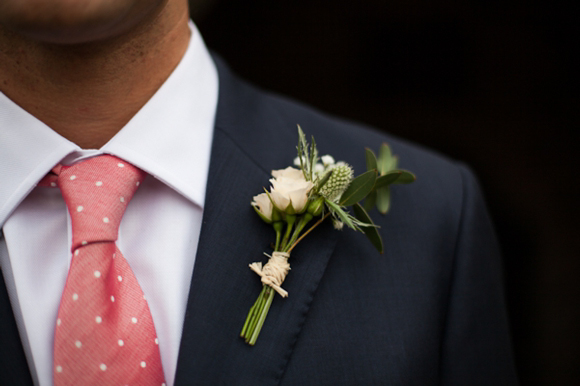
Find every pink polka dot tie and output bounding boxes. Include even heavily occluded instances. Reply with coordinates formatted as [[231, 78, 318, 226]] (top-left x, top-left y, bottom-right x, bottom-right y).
[[43, 155, 165, 385]]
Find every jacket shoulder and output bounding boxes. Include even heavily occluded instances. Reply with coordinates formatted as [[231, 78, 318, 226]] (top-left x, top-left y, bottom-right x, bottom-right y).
[[213, 54, 468, 209]]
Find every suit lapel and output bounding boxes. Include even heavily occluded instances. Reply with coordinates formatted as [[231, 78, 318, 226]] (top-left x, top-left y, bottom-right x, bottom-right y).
[[174, 58, 339, 385], [0, 252, 35, 385]]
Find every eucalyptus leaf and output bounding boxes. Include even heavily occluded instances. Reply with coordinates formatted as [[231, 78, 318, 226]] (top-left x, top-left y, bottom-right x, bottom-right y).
[[374, 171, 402, 188], [391, 156, 399, 171], [376, 186, 391, 214], [377, 143, 393, 174], [353, 203, 383, 253], [363, 190, 377, 212], [392, 170, 416, 184], [339, 169, 377, 207], [365, 148, 378, 172]]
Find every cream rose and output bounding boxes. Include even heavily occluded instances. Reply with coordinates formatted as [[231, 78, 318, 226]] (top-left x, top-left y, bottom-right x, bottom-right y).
[[269, 167, 313, 213], [251, 193, 274, 222]]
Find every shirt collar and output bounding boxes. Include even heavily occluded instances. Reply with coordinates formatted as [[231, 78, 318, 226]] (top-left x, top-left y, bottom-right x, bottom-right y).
[[0, 21, 218, 226]]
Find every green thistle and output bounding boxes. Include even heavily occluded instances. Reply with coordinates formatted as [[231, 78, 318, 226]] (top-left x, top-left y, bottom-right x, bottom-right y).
[[319, 164, 354, 202]]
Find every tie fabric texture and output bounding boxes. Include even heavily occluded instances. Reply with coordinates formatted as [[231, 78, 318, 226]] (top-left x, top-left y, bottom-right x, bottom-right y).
[[41, 155, 166, 385]]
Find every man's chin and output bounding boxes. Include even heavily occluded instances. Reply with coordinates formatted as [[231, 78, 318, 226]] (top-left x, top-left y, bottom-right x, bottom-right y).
[[0, 0, 167, 45], [3, 21, 132, 45]]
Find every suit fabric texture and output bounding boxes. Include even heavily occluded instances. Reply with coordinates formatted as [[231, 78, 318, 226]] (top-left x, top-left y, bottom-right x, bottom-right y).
[[0, 56, 517, 385]]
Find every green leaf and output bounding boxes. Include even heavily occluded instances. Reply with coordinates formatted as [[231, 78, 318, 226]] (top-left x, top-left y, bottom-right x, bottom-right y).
[[325, 200, 357, 230], [309, 135, 318, 181], [374, 171, 402, 188], [297, 125, 310, 179], [365, 148, 377, 172], [339, 169, 377, 207], [363, 190, 377, 212], [377, 143, 393, 174], [252, 205, 272, 224], [376, 186, 391, 214], [392, 169, 416, 184], [391, 156, 399, 171], [353, 203, 383, 253], [315, 169, 333, 192]]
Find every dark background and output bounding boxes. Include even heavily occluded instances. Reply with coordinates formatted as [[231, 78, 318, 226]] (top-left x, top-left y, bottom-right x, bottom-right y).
[[191, 1, 579, 384]]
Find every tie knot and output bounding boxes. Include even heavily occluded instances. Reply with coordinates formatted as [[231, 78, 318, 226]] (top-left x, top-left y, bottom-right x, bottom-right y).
[[56, 155, 145, 250]]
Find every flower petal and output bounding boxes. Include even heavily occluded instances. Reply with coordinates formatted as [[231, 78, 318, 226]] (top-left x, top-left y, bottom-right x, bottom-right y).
[[270, 189, 290, 211], [251, 193, 273, 221], [272, 166, 305, 180]]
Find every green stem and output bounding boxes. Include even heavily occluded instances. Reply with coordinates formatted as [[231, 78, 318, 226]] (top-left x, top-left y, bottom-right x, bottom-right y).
[[240, 286, 266, 338], [279, 215, 296, 251], [240, 301, 256, 337], [243, 211, 323, 345], [245, 287, 268, 341], [283, 213, 313, 253], [286, 212, 330, 253], [273, 222, 283, 251], [248, 287, 275, 345]]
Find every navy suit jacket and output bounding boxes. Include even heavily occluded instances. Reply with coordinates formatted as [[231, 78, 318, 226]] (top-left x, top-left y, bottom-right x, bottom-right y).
[[0, 56, 517, 385]]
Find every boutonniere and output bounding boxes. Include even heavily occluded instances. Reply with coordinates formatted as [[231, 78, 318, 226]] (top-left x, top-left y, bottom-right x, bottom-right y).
[[240, 126, 416, 345]]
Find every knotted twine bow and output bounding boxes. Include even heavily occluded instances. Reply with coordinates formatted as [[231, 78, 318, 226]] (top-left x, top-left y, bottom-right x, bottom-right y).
[[249, 252, 291, 297]]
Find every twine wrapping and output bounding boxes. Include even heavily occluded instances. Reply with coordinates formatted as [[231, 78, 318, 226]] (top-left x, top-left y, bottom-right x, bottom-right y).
[[249, 251, 291, 297]]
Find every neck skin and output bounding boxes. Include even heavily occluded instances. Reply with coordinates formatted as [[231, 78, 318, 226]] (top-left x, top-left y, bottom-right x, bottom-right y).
[[0, 1, 190, 149]]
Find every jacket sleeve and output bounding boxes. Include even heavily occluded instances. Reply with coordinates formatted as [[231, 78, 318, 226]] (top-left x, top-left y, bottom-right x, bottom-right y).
[[439, 165, 518, 385]]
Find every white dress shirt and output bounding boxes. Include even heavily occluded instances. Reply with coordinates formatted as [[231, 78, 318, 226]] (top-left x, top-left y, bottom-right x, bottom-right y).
[[0, 22, 218, 386]]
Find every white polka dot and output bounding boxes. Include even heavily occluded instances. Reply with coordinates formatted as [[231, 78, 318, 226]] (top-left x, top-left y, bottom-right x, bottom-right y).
[[120, 197, 125, 203], [94, 270, 101, 278], [155, 338, 159, 345], [69, 175, 76, 180], [95, 316, 102, 323], [113, 253, 116, 258], [72, 293, 78, 301], [110, 295, 115, 302], [140, 361, 146, 368], [50, 182, 57, 187], [57, 318, 61, 326], [95, 181, 103, 186], [136, 181, 140, 186], [103, 217, 109, 223], [75, 340, 82, 348], [118, 275, 123, 282], [99, 363, 107, 371], [81, 241, 88, 245], [76, 205, 83, 212], [56, 365, 63, 373], [74, 250, 79, 256], [118, 339, 124, 346], [143, 294, 146, 300], [118, 163, 125, 167], [131, 317, 137, 324], [162, 383, 166, 386]]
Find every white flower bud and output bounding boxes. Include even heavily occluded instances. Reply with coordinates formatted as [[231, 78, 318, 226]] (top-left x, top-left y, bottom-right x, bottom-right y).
[[321, 155, 335, 167], [314, 163, 325, 174], [332, 218, 344, 230]]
